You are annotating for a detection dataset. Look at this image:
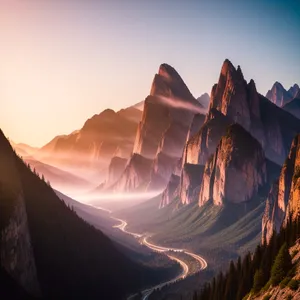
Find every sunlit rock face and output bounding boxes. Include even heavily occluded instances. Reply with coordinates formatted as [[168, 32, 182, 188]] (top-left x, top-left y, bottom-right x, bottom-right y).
[[186, 114, 206, 143], [118, 63, 205, 192], [111, 154, 152, 192], [262, 181, 281, 245], [284, 135, 300, 222], [189, 60, 300, 168], [179, 164, 204, 205], [185, 109, 230, 165], [160, 174, 180, 208], [262, 135, 300, 244], [0, 130, 40, 296], [199, 124, 267, 207], [133, 64, 203, 159], [37, 107, 142, 169], [132, 96, 171, 159], [266, 82, 294, 107], [148, 153, 180, 191], [162, 60, 300, 207], [105, 156, 127, 187]]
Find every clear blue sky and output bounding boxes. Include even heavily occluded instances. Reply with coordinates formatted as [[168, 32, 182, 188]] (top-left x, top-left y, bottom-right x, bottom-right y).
[[0, 0, 299, 146]]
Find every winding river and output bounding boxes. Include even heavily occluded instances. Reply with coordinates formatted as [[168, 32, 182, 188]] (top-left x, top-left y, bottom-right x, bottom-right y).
[[110, 216, 207, 300]]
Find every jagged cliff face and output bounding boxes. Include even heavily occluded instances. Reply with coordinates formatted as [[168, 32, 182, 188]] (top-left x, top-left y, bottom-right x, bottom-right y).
[[284, 135, 300, 222], [185, 114, 206, 146], [199, 124, 267, 206], [0, 130, 40, 296], [262, 135, 300, 244], [209, 60, 252, 130], [105, 156, 127, 188], [186, 60, 300, 172], [132, 96, 171, 159], [161, 60, 300, 208], [148, 153, 179, 191], [180, 164, 204, 205], [261, 181, 281, 245], [160, 174, 180, 208], [133, 63, 202, 159], [111, 154, 152, 192], [185, 109, 230, 165], [116, 64, 204, 192]]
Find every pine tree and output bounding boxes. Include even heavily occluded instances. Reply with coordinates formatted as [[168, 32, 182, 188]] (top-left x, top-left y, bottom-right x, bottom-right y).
[[270, 243, 292, 286], [224, 261, 237, 300], [193, 291, 198, 300], [252, 268, 264, 293]]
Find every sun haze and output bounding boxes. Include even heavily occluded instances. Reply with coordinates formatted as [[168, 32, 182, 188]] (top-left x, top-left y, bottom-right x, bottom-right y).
[[0, 0, 299, 146]]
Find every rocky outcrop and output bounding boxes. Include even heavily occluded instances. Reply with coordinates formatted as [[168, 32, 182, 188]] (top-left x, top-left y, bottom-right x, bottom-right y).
[[105, 156, 127, 188], [148, 153, 179, 191], [180, 164, 204, 205], [116, 64, 205, 192], [111, 154, 152, 192], [160, 174, 180, 208], [132, 96, 171, 159], [133, 64, 202, 158], [185, 109, 230, 165], [261, 181, 280, 245], [284, 135, 300, 222], [0, 130, 40, 296], [188, 60, 300, 169], [186, 114, 206, 143], [266, 82, 294, 107], [262, 135, 300, 244], [199, 124, 267, 206]]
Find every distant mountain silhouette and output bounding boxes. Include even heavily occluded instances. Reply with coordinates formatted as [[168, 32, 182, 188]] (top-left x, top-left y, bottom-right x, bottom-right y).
[[266, 81, 299, 107], [36, 106, 143, 171]]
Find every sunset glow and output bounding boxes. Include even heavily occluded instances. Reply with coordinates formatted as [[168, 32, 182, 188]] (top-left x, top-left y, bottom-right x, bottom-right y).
[[1, 1, 299, 147]]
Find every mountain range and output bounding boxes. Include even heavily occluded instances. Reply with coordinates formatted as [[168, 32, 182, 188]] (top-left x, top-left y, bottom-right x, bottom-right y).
[[2, 58, 300, 300], [266, 82, 299, 107]]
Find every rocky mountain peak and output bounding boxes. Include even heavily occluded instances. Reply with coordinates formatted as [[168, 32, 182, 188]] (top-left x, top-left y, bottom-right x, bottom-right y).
[[294, 89, 300, 99], [266, 81, 293, 106], [262, 134, 300, 244], [150, 63, 194, 101], [209, 59, 251, 131], [199, 123, 267, 206], [158, 63, 182, 82], [289, 83, 300, 98], [273, 81, 285, 90]]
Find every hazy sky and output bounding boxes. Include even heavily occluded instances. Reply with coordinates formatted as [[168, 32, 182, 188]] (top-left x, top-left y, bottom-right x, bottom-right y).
[[1, 0, 299, 146]]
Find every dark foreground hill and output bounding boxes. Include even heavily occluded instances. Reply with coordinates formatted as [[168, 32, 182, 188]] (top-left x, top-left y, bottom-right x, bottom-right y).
[[0, 129, 178, 300]]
